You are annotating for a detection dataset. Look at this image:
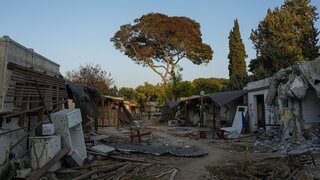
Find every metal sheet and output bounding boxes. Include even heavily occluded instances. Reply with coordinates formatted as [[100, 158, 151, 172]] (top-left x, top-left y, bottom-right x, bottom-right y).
[[111, 144, 207, 157], [91, 144, 115, 154]]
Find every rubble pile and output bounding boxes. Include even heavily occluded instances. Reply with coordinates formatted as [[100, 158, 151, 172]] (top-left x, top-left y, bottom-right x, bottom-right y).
[[207, 154, 319, 179], [54, 153, 180, 180]]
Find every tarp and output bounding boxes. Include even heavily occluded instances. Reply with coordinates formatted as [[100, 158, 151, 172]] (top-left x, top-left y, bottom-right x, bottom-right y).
[[165, 101, 181, 109], [66, 81, 101, 131], [206, 90, 248, 106]]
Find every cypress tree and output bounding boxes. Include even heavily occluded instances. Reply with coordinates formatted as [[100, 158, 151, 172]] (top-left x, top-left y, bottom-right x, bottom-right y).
[[228, 19, 248, 90]]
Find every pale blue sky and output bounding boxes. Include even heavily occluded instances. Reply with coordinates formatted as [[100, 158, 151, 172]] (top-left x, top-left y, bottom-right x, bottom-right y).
[[1, 0, 319, 88]]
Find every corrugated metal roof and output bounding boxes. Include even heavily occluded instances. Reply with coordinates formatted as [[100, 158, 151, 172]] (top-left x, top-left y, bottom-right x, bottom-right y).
[[206, 90, 247, 106], [111, 144, 207, 157]]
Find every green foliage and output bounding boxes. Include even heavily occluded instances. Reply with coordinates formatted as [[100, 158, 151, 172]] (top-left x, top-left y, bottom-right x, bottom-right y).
[[192, 78, 229, 94], [169, 80, 195, 99], [65, 63, 114, 94], [228, 19, 248, 90], [118, 87, 137, 101], [135, 82, 167, 105], [111, 13, 213, 86], [107, 85, 119, 96], [121, 77, 229, 103], [250, 0, 319, 79]]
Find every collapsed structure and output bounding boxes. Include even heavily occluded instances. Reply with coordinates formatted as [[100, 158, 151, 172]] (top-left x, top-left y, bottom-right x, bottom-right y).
[[266, 56, 320, 140], [161, 56, 320, 141], [0, 36, 67, 168]]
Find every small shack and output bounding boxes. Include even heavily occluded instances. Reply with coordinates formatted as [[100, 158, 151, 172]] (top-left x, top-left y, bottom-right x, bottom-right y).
[[162, 90, 248, 129], [100, 96, 133, 127]]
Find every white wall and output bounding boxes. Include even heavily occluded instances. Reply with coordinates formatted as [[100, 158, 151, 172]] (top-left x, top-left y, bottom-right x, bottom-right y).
[[247, 89, 268, 132]]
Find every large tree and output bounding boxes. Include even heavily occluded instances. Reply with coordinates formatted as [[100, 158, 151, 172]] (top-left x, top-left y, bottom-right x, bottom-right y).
[[118, 87, 137, 101], [135, 82, 167, 105], [228, 19, 248, 90], [250, 0, 319, 79], [65, 63, 114, 94], [111, 13, 213, 86], [193, 78, 229, 94]]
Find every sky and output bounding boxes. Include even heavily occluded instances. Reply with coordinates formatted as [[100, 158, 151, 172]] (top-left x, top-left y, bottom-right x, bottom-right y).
[[1, 0, 320, 88]]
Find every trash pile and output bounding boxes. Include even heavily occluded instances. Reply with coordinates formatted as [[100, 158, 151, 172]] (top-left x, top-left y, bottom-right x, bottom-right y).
[[55, 152, 180, 180], [252, 127, 320, 155], [52, 132, 207, 180], [6, 108, 208, 180]]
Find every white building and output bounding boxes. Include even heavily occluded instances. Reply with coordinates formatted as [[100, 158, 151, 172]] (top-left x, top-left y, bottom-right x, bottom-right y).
[[244, 78, 271, 132]]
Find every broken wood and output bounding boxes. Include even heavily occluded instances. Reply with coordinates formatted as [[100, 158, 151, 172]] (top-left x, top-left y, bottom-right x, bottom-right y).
[[169, 168, 178, 180], [87, 150, 152, 163], [74, 169, 98, 180], [89, 163, 129, 180], [34, 79, 52, 123], [156, 168, 179, 178]]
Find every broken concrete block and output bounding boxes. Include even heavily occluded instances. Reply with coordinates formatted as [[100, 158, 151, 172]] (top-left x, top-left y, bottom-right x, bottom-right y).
[[290, 76, 308, 99]]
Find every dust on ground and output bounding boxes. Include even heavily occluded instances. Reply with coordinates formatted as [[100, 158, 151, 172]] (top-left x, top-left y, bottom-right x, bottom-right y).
[[53, 117, 320, 180]]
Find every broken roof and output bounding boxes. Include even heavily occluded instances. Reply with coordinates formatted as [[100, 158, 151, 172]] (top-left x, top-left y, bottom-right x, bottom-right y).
[[206, 90, 247, 106], [165, 101, 181, 109]]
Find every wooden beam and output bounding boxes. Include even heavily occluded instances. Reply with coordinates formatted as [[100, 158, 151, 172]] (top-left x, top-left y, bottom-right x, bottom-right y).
[[18, 97, 28, 127]]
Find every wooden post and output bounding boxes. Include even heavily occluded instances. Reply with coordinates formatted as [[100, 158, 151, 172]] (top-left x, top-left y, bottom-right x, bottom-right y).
[[100, 96, 105, 127], [212, 101, 215, 130], [107, 101, 111, 126], [184, 101, 188, 122]]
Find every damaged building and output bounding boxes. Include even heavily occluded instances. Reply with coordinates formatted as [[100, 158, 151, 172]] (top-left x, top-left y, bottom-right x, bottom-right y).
[[266, 56, 320, 140], [162, 90, 248, 131], [244, 78, 271, 132], [0, 36, 67, 176]]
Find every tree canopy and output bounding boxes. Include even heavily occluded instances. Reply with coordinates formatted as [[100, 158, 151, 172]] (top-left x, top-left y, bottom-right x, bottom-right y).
[[228, 19, 247, 90], [111, 13, 213, 86], [192, 78, 229, 95], [249, 0, 319, 80], [65, 63, 114, 94]]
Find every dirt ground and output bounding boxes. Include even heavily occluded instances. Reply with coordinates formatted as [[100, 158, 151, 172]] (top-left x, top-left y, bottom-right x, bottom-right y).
[[96, 117, 289, 180]]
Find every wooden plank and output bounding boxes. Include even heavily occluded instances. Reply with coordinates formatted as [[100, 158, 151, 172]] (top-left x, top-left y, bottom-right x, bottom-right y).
[[18, 97, 28, 127], [2, 100, 67, 119], [26, 148, 69, 180]]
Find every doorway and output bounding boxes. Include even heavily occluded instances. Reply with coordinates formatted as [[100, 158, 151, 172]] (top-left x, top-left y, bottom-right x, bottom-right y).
[[256, 95, 265, 130]]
